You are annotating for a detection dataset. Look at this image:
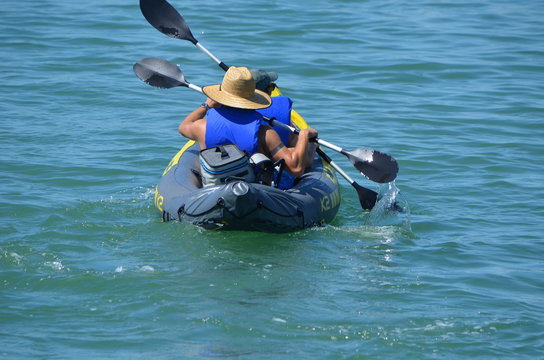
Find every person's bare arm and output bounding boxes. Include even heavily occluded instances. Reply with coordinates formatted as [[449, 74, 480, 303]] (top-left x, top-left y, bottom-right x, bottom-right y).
[[178, 107, 206, 143], [178, 99, 220, 147], [260, 125, 317, 178]]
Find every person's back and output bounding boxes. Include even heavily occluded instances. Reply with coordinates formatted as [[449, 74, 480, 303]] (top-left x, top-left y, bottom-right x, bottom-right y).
[[258, 95, 292, 146], [205, 106, 262, 155]]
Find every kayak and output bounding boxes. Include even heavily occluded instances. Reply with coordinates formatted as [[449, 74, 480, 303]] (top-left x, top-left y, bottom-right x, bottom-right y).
[[153, 107, 341, 232]]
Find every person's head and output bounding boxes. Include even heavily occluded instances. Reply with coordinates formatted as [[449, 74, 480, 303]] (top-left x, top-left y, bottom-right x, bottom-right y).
[[250, 69, 278, 95], [202, 66, 271, 109]]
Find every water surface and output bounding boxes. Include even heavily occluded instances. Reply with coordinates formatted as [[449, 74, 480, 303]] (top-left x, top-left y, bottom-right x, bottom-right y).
[[1, 0, 543, 358]]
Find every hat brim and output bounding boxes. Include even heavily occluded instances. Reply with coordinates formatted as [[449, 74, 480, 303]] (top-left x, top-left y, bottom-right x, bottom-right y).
[[202, 85, 272, 110]]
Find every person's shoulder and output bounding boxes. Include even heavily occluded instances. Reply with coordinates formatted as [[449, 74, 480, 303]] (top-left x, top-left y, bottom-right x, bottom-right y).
[[278, 94, 293, 106]]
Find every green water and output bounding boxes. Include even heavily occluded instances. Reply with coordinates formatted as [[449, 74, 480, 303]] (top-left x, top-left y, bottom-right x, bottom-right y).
[[1, 0, 543, 358]]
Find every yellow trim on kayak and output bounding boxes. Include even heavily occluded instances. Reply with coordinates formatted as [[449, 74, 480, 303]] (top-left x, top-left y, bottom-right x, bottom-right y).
[[154, 185, 164, 212], [322, 161, 339, 185], [156, 140, 196, 212], [162, 140, 196, 176], [290, 109, 308, 130], [271, 87, 282, 97]]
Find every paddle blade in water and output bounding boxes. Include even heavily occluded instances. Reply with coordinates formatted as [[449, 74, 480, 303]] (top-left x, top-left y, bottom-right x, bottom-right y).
[[140, 0, 198, 44], [353, 182, 378, 210], [133, 57, 186, 89], [348, 149, 399, 183]]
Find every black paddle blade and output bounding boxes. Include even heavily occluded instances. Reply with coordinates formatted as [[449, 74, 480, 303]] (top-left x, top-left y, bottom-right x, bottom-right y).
[[133, 57, 186, 89], [140, 0, 197, 44], [347, 149, 399, 183], [353, 182, 378, 210]]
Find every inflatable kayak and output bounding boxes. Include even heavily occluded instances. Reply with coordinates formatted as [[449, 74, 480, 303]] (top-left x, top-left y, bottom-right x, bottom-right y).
[[153, 109, 341, 233]]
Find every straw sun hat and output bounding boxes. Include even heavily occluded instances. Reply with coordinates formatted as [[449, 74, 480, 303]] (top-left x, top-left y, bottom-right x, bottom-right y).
[[202, 66, 271, 110]]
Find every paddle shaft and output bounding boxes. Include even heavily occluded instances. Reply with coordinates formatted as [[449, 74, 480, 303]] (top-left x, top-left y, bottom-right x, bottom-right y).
[[195, 42, 229, 71], [187, 83, 203, 93], [315, 147, 377, 210], [316, 148, 355, 186], [264, 116, 353, 155]]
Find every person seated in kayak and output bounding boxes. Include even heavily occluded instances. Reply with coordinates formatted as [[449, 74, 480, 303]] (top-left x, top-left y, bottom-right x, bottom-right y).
[[178, 66, 317, 178], [250, 68, 313, 188], [250, 69, 294, 147]]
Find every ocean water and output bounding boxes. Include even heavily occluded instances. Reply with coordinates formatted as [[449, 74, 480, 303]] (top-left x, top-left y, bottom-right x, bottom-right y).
[[1, 0, 543, 358]]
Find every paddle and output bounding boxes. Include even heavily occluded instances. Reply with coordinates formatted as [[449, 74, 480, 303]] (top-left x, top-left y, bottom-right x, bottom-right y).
[[134, 57, 397, 185], [139, 0, 229, 71]]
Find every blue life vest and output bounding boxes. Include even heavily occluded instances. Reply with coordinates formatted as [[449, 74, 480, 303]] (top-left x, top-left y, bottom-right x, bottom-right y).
[[205, 107, 262, 156], [258, 95, 293, 145], [275, 170, 295, 190]]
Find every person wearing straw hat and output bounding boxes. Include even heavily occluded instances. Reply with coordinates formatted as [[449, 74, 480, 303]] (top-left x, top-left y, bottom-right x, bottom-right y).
[[178, 66, 317, 178]]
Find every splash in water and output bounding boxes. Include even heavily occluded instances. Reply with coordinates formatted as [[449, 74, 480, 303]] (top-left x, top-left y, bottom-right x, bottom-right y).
[[365, 182, 411, 229]]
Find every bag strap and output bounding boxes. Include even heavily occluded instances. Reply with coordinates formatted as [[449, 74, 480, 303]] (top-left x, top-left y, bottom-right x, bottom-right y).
[[216, 145, 229, 159]]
